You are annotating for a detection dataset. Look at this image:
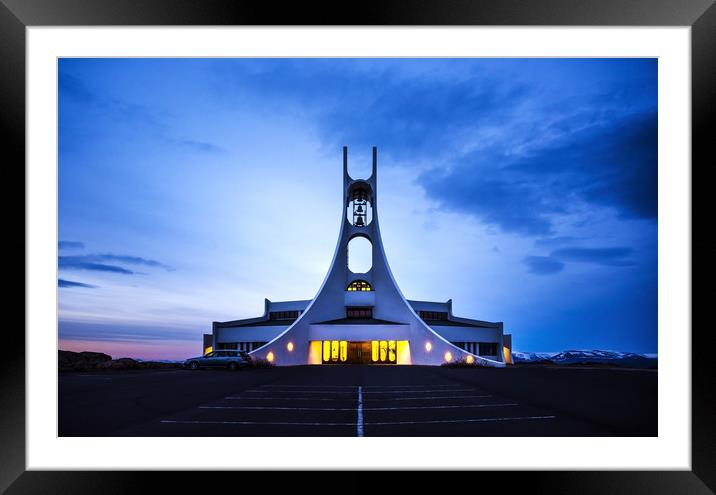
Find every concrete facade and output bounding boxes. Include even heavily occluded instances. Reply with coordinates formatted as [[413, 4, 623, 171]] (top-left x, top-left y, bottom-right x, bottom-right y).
[[210, 147, 509, 367]]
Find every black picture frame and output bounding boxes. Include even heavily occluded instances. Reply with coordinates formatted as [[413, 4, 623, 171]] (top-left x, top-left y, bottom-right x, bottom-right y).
[[4, 0, 713, 492]]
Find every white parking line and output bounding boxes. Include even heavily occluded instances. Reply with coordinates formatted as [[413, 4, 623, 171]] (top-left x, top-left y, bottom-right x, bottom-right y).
[[159, 415, 556, 427], [243, 389, 355, 394], [224, 394, 492, 401], [224, 396, 357, 401], [259, 385, 358, 389], [199, 403, 518, 411], [160, 419, 356, 426], [363, 389, 478, 394], [357, 386, 364, 437], [367, 394, 493, 401], [368, 415, 557, 426]]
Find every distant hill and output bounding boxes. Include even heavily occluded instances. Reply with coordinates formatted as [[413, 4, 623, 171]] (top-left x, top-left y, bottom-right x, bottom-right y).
[[512, 349, 657, 368]]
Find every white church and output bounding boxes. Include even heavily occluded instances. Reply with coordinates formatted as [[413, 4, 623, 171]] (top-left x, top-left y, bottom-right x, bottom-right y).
[[204, 147, 512, 367]]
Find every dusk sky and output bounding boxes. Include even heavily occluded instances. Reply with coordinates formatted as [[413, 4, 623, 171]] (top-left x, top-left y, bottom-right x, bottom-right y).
[[58, 58, 657, 360]]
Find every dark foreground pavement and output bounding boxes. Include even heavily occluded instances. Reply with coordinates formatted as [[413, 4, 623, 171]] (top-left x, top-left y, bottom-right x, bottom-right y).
[[59, 365, 657, 437]]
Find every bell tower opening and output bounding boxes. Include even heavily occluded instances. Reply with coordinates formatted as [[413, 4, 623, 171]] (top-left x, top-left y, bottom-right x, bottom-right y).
[[347, 185, 373, 227]]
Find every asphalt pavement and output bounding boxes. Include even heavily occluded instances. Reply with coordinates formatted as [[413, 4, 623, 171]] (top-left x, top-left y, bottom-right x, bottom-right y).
[[59, 365, 657, 437]]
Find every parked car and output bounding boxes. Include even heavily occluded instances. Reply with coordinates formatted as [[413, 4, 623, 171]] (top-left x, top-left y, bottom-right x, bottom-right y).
[[184, 350, 251, 370]]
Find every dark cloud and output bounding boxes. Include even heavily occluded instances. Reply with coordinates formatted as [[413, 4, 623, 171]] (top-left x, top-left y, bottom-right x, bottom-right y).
[[523, 246, 636, 275], [58, 241, 85, 250], [551, 247, 636, 267], [215, 59, 656, 237], [91, 254, 173, 271], [533, 237, 582, 249], [59, 256, 134, 274], [523, 256, 565, 275], [58, 253, 172, 275], [58, 279, 98, 288], [418, 110, 657, 236]]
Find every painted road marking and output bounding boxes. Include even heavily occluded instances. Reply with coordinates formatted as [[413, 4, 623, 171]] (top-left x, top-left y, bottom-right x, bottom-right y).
[[366, 394, 493, 401], [366, 415, 557, 426], [199, 403, 518, 411], [243, 389, 355, 394], [363, 389, 478, 394], [258, 384, 467, 389], [357, 386, 364, 437], [224, 394, 492, 401], [159, 415, 556, 427], [225, 396, 358, 401]]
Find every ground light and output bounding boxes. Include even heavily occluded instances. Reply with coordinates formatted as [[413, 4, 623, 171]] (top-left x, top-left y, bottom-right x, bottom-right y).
[[287, 342, 294, 352], [266, 351, 275, 363], [425, 342, 432, 352], [466, 355, 474, 364], [444, 351, 452, 362]]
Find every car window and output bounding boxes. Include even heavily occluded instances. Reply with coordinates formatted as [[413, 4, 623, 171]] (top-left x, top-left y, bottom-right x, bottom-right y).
[[204, 352, 215, 358], [215, 351, 227, 357], [226, 351, 238, 357]]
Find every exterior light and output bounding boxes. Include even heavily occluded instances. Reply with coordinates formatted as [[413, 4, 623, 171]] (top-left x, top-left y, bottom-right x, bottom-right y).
[[425, 342, 432, 352], [287, 342, 294, 352], [444, 351, 452, 362], [466, 355, 474, 364], [266, 351, 275, 363]]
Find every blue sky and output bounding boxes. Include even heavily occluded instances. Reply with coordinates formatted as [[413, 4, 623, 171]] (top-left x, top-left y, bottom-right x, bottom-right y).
[[58, 58, 657, 360]]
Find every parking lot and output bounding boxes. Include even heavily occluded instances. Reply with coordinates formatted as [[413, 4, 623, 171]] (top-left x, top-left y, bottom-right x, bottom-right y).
[[60, 364, 656, 437]]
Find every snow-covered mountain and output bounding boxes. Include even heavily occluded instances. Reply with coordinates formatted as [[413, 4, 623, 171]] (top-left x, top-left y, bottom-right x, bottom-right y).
[[511, 351, 557, 361], [512, 349, 657, 367]]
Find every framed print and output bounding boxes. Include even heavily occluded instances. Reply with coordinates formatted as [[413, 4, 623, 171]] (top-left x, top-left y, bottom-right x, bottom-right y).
[[5, 0, 714, 492]]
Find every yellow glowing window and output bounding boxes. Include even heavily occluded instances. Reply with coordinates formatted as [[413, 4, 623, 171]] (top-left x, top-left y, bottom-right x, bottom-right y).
[[331, 340, 339, 362], [388, 341, 396, 362], [371, 340, 379, 362], [323, 341, 331, 362], [340, 341, 348, 362], [346, 280, 372, 291], [204, 346, 213, 356], [379, 341, 387, 362]]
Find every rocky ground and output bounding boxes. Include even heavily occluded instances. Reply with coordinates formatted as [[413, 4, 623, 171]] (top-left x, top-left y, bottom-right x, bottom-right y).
[[59, 350, 182, 372]]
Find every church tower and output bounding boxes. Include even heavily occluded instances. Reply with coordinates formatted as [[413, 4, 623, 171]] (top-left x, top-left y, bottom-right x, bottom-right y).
[[248, 147, 505, 367]]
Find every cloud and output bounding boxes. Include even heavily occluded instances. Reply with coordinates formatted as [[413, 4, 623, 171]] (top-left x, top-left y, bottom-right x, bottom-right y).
[[214, 59, 656, 237], [59, 241, 85, 250], [91, 254, 173, 271], [533, 236, 582, 249], [551, 247, 636, 267], [60, 66, 223, 155], [58, 253, 173, 275], [523, 256, 565, 275], [173, 139, 225, 154], [523, 246, 636, 275], [59, 256, 134, 274], [418, 110, 656, 236], [58, 279, 98, 288], [59, 320, 200, 343]]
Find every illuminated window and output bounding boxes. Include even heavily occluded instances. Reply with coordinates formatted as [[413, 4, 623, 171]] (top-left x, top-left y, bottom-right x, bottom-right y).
[[369, 340, 397, 363], [388, 341, 396, 362], [346, 280, 372, 292], [322, 340, 349, 364]]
